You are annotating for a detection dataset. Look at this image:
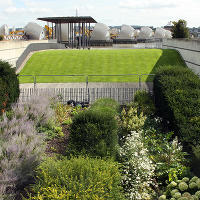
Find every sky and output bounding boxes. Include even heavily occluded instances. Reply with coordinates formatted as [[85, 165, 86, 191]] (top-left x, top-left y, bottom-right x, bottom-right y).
[[0, 0, 200, 28]]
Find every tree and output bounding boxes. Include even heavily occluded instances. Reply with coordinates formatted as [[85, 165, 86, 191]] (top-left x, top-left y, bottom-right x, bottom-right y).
[[171, 19, 189, 38]]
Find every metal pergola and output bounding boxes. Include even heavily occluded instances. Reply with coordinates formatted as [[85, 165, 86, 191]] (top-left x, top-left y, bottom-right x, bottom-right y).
[[37, 16, 97, 49]]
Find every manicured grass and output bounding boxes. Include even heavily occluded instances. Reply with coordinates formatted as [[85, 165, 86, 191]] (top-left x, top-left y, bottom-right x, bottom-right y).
[[19, 49, 186, 83]]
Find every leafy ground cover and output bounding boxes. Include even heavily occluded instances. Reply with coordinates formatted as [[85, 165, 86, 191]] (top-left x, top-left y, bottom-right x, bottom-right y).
[[19, 49, 186, 83]]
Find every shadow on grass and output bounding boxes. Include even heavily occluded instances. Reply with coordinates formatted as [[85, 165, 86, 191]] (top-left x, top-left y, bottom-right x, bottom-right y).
[[146, 49, 187, 83]]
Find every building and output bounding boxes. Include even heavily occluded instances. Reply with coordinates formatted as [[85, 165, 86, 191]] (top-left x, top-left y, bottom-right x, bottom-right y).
[[37, 16, 97, 48]]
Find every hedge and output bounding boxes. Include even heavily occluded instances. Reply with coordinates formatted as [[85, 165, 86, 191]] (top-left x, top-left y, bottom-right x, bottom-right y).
[[69, 107, 119, 158], [0, 60, 20, 114], [153, 66, 200, 145]]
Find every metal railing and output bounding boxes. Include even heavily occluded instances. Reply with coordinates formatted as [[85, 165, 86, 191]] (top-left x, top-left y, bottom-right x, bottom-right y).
[[18, 74, 155, 89]]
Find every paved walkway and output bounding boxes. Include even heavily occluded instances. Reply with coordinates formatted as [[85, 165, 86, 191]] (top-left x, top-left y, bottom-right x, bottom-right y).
[[20, 82, 153, 90]]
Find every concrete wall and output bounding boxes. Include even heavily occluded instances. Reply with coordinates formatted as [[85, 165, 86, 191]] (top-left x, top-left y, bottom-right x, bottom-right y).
[[16, 43, 66, 71], [163, 39, 200, 75], [0, 40, 48, 67]]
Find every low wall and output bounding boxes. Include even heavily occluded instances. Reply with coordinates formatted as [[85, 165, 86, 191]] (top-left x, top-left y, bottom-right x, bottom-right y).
[[0, 40, 48, 67], [16, 43, 66, 71], [163, 39, 200, 75]]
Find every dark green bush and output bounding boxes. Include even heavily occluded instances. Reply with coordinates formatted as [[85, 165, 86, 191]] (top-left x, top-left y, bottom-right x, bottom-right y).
[[25, 156, 125, 200], [90, 98, 120, 115], [0, 60, 20, 113], [69, 107, 118, 158], [0, 35, 4, 41], [153, 66, 200, 145], [134, 90, 155, 115]]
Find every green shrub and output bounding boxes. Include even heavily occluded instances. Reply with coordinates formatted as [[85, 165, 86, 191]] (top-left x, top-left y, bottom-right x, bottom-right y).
[[0, 60, 19, 114], [160, 176, 200, 199], [153, 66, 200, 145], [189, 182, 198, 190], [134, 90, 155, 115], [0, 35, 3, 41], [90, 98, 120, 115], [182, 177, 190, 182], [25, 156, 125, 200], [171, 189, 179, 196], [69, 108, 118, 158], [179, 182, 188, 191]]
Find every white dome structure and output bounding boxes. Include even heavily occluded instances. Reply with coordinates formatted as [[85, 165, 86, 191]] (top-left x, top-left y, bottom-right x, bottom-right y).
[[138, 27, 153, 39], [154, 27, 166, 39], [117, 25, 135, 39], [90, 23, 110, 41], [134, 29, 140, 38], [110, 28, 119, 35], [24, 22, 45, 40], [165, 30, 172, 39], [0, 24, 9, 35]]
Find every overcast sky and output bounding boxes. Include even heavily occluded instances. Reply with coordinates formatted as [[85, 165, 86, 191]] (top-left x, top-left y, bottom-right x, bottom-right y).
[[0, 0, 200, 28]]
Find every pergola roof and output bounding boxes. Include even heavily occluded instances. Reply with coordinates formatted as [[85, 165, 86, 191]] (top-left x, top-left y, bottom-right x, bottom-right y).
[[37, 16, 97, 23]]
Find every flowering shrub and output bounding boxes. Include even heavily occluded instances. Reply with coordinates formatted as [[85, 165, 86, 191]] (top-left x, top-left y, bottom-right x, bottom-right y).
[[118, 131, 156, 200], [0, 95, 58, 198], [0, 112, 45, 199], [22, 95, 55, 127]]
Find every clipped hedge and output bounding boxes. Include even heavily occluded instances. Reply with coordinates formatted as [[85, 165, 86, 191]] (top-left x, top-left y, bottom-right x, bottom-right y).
[[153, 66, 200, 145], [69, 107, 118, 158], [0, 60, 20, 113], [25, 156, 125, 200]]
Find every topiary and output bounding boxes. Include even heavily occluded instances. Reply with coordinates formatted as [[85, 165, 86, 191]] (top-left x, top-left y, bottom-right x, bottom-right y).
[[171, 189, 179, 196], [189, 182, 198, 190], [69, 107, 118, 158], [196, 179, 200, 189], [182, 192, 192, 197], [170, 181, 178, 187], [178, 197, 190, 200], [0, 60, 19, 114], [182, 177, 190, 182], [195, 191, 200, 198], [159, 195, 167, 200], [190, 177, 199, 183], [179, 182, 188, 191], [173, 192, 181, 198], [192, 195, 199, 200]]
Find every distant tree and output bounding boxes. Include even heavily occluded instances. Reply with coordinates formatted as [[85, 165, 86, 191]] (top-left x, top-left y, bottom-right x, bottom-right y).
[[171, 19, 189, 38]]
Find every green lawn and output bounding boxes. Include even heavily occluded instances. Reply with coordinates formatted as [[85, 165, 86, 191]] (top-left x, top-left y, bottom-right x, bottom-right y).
[[19, 49, 186, 83]]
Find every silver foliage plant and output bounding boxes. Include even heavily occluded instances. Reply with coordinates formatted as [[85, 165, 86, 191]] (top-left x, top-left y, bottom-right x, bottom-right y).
[[0, 95, 55, 198]]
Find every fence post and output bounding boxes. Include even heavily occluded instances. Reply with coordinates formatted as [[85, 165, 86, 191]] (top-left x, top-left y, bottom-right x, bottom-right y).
[[85, 75, 90, 102], [138, 75, 142, 90], [33, 76, 36, 90]]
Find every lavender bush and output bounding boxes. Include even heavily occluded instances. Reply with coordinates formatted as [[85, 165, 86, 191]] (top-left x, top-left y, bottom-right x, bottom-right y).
[[0, 95, 56, 199]]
